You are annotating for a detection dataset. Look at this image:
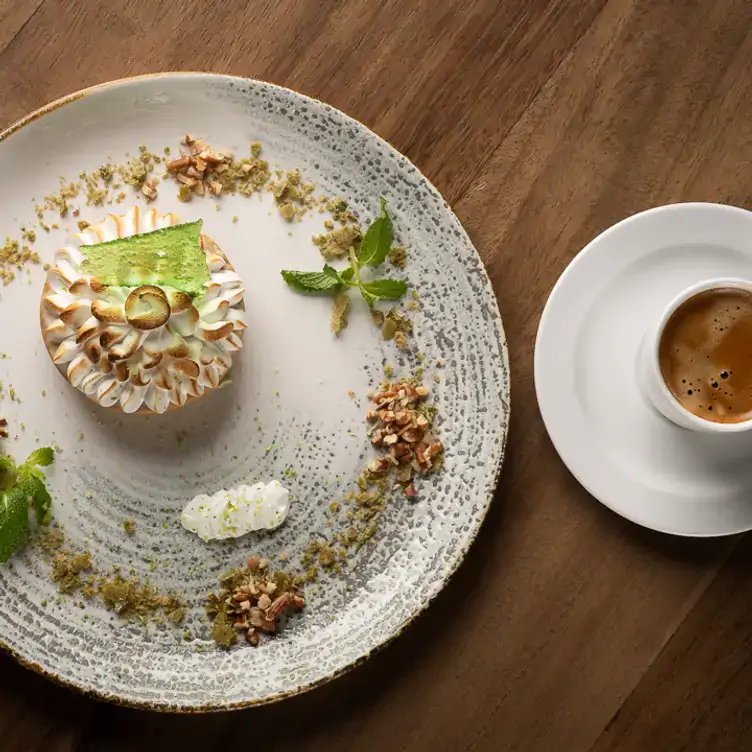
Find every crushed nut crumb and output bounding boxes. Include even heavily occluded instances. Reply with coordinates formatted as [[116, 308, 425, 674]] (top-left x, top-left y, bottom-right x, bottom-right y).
[[331, 292, 350, 336]]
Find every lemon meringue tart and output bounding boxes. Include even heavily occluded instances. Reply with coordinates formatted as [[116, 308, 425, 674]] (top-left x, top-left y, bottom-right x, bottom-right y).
[[40, 207, 245, 414]]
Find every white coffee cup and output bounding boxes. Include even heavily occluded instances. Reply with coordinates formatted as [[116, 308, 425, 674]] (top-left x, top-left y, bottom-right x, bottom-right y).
[[639, 277, 752, 433]]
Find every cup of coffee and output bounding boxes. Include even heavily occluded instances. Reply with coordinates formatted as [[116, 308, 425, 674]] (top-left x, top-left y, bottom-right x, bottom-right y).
[[640, 278, 752, 432]]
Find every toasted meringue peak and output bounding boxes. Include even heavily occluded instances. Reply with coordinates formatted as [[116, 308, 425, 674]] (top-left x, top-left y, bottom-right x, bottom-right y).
[[44, 292, 70, 314], [197, 320, 234, 342], [67, 278, 91, 296], [91, 299, 127, 324], [76, 316, 100, 345], [125, 285, 171, 331], [44, 319, 71, 343], [83, 338, 102, 364], [167, 290, 193, 313], [41, 206, 245, 414], [53, 339, 79, 364]]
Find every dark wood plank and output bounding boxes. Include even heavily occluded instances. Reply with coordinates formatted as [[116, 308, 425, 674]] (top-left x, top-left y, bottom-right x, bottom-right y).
[[449, 0, 752, 747], [0, 0, 42, 53], [0, 1, 751, 751], [0, 652, 91, 752], [591, 534, 752, 752], [0, 0, 605, 206]]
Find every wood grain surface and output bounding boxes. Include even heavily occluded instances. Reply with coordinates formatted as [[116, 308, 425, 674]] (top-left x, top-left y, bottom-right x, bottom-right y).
[[1, 0, 752, 750]]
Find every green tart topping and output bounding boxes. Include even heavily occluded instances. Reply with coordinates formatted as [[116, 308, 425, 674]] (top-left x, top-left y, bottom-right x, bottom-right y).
[[82, 220, 209, 295]]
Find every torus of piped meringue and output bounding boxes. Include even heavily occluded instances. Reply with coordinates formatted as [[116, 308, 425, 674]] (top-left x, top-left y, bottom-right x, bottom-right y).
[[40, 206, 246, 414]]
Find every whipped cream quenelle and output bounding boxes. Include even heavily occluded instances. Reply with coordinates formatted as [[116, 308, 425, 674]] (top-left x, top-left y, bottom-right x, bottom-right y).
[[40, 207, 246, 413], [180, 481, 291, 541]]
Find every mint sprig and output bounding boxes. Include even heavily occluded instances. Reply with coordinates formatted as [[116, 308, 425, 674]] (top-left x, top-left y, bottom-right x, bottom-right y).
[[281, 198, 407, 314], [0, 447, 55, 563]]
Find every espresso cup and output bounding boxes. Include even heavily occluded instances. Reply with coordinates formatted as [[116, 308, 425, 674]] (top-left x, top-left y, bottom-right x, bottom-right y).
[[639, 277, 752, 433]]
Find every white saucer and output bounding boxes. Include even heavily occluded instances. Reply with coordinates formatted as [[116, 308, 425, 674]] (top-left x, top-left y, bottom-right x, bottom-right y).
[[535, 203, 752, 536]]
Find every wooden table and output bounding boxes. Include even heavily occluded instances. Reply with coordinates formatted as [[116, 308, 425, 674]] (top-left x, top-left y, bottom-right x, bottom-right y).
[[2, 1, 752, 749]]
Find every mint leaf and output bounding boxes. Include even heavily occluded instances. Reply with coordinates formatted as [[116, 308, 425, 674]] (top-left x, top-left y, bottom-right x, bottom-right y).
[[25, 447, 54, 468], [281, 269, 343, 294], [360, 278, 408, 301], [17, 469, 52, 525], [339, 267, 356, 284], [0, 455, 15, 488], [0, 487, 30, 563], [322, 265, 341, 284], [357, 198, 393, 267]]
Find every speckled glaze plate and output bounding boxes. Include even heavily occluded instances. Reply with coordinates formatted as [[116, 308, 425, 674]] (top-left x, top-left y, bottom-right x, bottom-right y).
[[0, 74, 509, 710]]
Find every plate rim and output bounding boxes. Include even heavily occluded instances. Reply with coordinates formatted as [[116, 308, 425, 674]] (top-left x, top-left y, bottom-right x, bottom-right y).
[[535, 201, 752, 538], [0, 71, 511, 712]]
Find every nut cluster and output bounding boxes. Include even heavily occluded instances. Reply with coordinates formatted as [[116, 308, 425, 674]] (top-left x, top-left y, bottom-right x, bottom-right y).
[[367, 381, 442, 495], [166, 135, 230, 200], [206, 556, 304, 647]]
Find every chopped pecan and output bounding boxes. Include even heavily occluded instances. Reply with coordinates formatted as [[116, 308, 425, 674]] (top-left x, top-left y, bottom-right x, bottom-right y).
[[401, 428, 422, 444], [141, 180, 157, 201], [166, 156, 191, 171], [176, 173, 197, 187], [249, 607, 276, 632], [266, 593, 296, 621], [389, 443, 413, 464], [415, 444, 427, 467], [199, 149, 225, 165], [368, 457, 391, 475], [425, 442, 443, 459], [246, 629, 260, 646], [258, 580, 277, 596]]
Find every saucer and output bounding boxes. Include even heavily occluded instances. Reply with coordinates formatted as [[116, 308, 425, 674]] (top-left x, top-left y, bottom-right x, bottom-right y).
[[535, 203, 752, 536]]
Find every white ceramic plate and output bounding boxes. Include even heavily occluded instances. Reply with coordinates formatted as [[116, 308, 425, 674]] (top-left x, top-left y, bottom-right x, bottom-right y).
[[0, 74, 509, 709], [536, 202, 752, 537]]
